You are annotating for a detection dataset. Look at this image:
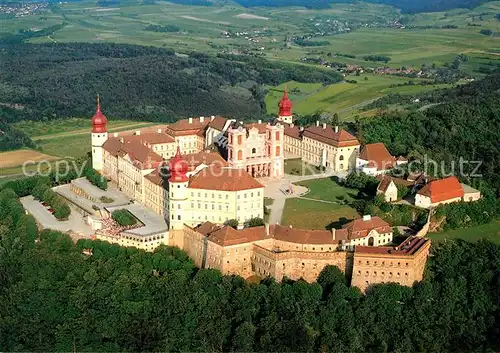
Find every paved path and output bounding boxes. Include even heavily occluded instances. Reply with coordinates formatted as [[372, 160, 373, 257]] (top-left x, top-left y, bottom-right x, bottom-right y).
[[20, 195, 93, 237], [264, 170, 348, 225]]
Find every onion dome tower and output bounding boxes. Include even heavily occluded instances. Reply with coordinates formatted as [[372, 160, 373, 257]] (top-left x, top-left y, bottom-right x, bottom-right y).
[[277, 87, 293, 124], [91, 95, 109, 171], [168, 146, 189, 230]]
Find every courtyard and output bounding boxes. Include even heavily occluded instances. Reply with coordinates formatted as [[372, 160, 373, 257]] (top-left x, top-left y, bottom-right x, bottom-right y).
[[279, 176, 361, 230]]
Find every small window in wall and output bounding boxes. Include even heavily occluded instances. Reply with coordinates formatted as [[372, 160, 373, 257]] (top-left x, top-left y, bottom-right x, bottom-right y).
[[252, 148, 256, 154], [177, 215, 181, 220]]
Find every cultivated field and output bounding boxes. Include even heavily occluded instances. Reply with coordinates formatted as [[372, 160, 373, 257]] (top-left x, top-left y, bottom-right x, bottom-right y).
[[0, 150, 58, 169], [266, 75, 455, 118], [14, 118, 157, 159], [3, 0, 500, 119]]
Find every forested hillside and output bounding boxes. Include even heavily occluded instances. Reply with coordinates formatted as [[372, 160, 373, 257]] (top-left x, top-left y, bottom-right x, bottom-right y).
[[0, 43, 341, 123], [1, 186, 500, 352], [358, 72, 500, 194]]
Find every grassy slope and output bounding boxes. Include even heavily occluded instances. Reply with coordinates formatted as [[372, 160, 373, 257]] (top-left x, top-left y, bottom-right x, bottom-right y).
[[266, 75, 453, 118], [428, 220, 500, 244]]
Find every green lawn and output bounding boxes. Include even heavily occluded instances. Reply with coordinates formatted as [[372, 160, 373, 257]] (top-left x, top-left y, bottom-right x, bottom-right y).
[[281, 198, 359, 230], [284, 158, 323, 176], [428, 221, 500, 244], [294, 177, 358, 203]]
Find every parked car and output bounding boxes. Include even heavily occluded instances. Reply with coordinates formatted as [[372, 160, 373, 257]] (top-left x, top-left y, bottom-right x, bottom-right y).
[[41, 202, 48, 207], [48, 208, 55, 214]]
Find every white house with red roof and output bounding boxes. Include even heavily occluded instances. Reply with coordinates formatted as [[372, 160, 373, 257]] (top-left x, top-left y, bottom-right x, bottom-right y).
[[415, 176, 481, 208], [356, 143, 407, 175]]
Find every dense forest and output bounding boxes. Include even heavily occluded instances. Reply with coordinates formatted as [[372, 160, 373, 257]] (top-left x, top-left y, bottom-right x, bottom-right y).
[[357, 72, 500, 195], [0, 43, 341, 123], [1, 185, 500, 352]]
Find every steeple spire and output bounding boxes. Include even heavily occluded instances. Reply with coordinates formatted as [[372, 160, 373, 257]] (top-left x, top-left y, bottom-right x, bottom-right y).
[[96, 94, 101, 113]]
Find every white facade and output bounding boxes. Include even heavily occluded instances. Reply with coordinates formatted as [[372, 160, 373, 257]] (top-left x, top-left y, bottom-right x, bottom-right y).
[[91, 131, 108, 171]]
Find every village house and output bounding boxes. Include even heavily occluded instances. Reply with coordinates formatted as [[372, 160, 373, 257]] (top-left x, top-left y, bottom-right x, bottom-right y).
[[415, 176, 481, 208], [356, 142, 407, 175]]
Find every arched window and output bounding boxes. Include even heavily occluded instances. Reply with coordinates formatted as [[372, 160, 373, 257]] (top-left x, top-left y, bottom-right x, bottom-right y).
[[237, 135, 242, 145], [252, 148, 256, 154], [238, 150, 243, 160], [276, 146, 281, 157], [339, 155, 344, 161], [229, 150, 232, 159], [275, 131, 280, 141]]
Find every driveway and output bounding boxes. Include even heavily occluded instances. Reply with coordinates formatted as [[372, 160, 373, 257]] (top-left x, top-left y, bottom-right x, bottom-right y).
[[20, 196, 94, 237]]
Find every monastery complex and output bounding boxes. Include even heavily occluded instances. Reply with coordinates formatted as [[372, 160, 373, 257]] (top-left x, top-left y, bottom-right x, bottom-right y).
[[46, 92, 480, 292]]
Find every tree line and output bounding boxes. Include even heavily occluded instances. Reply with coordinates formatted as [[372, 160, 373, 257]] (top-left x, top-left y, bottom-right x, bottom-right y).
[[1, 184, 500, 351]]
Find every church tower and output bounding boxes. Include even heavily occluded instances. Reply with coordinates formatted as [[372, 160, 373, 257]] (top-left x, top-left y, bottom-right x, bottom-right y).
[[168, 146, 189, 231], [266, 120, 285, 178], [277, 88, 293, 124], [91, 95, 108, 171], [227, 122, 247, 170]]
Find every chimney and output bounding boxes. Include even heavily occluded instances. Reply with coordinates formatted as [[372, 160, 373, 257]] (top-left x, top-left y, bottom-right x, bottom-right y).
[[239, 121, 244, 125], [265, 223, 270, 236], [237, 224, 244, 230], [291, 123, 294, 128], [135, 130, 141, 136], [363, 215, 372, 221], [211, 115, 215, 121], [289, 225, 293, 228], [188, 117, 193, 124], [200, 116, 205, 123], [331, 228, 336, 240], [113, 132, 118, 138], [299, 126, 304, 131], [120, 137, 124, 144], [334, 125, 339, 133], [157, 128, 162, 134], [322, 123, 327, 129], [316, 120, 320, 127], [258, 119, 262, 124]]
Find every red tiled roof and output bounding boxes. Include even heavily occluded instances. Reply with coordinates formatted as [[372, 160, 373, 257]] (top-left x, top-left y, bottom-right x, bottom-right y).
[[180, 151, 227, 170], [376, 175, 413, 192], [341, 216, 392, 240], [359, 143, 396, 171], [417, 176, 464, 203], [377, 175, 394, 193], [208, 116, 228, 131], [122, 132, 175, 145], [302, 126, 360, 147], [355, 236, 430, 256], [165, 117, 209, 136], [188, 165, 264, 191], [245, 122, 267, 134], [144, 168, 168, 186], [102, 137, 164, 170], [200, 224, 267, 246], [284, 125, 302, 140], [272, 225, 339, 245]]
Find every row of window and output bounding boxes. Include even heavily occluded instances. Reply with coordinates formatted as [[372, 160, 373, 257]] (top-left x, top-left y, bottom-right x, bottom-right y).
[[358, 270, 409, 278], [359, 260, 410, 267]]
